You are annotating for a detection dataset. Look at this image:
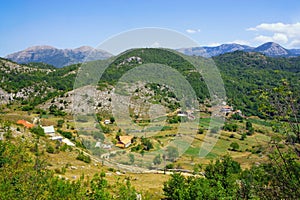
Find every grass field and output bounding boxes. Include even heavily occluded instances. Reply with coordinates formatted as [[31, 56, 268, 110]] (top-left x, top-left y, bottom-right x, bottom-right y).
[[0, 109, 277, 198]]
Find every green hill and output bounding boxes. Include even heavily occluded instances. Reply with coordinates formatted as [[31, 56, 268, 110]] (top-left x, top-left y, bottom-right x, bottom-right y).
[[1, 48, 299, 117]]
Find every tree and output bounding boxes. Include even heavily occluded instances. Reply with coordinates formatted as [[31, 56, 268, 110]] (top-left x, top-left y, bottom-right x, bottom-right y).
[[246, 121, 252, 130], [141, 137, 153, 151], [230, 142, 239, 151], [163, 156, 242, 200], [89, 172, 111, 200], [163, 173, 189, 200], [253, 80, 300, 198], [76, 151, 91, 163], [110, 116, 115, 124], [153, 154, 162, 165], [113, 178, 137, 200], [166, 146, 179, 162], [128, 153, 135, 164], [30, 126, 45, 137], [57, 119, 64, 128], [259, 80, 300, 155]]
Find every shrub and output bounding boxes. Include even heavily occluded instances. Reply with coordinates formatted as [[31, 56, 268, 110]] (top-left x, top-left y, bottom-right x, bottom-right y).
[[166, 163, 174, 169], [223, 123, 238, 132], [198, 128, 205, 134], [240, 133, 247, 140], [30, 126, 45, 137], [230, 142, 239, 151], [46, 145, 55, 154], [76, 151, 91, 163]]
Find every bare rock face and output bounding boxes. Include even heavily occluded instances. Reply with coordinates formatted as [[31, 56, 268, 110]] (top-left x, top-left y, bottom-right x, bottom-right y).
[[254, 42, 290, 57], [0, 88, 11, 104], [5, 45, 112, 68]]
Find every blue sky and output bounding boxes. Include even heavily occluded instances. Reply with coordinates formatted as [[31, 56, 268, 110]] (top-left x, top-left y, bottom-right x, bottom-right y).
[[1, 0, 300, 56]]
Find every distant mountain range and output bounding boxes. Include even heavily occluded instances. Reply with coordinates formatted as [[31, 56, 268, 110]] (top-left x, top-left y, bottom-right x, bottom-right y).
[[5, 42, 300, 68], [5, 45, 112, 68], [178, 42, 300, 58]]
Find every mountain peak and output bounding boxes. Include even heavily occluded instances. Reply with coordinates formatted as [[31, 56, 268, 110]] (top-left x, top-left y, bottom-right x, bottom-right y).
[[254, 42, 289, 56], [73, 46, 95, 52]]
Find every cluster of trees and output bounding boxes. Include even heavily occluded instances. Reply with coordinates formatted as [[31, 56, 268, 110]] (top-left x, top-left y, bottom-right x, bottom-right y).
[[214, 51, 300, 117], [164, 80, 300, 199], [163, 153, 300, 199], [0, 139, 142, 200]]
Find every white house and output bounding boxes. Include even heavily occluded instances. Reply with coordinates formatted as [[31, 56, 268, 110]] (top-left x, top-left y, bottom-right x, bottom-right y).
[[51, 136, 63, 141], [104, 119, 110, 125], [62, 138, 75, 146], [42, 126, 55, 136]]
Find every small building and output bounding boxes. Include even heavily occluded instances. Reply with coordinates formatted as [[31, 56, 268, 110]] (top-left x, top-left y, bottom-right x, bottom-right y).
[[17, 119, 34, 129], [104, 120, 110, 125], [221, 105, 233, 113], [62, 138, 75, 146], [95, 141, 112, 149], [116, 135, 133, 148], [95, 141, 101, 148], [177, 110, 188, 117], [42, 126, 55, 136], [51, 136, 63, 141]]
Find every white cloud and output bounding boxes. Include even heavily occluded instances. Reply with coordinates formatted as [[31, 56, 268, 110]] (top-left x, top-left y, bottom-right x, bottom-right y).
[[254, 35, 273, 43], [249, 22, 300, 37], [273, 33, 288, 43], [289, 40, 300, 48], [186, 29, 201, 34], [248, 22, 300, 48], [254, 33, 288, 44]]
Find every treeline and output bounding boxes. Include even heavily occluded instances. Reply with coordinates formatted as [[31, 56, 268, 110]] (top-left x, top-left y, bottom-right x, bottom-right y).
[[0, 139, 142, 200], [213, 51, 300, 117], [164, 153, 300, 199]]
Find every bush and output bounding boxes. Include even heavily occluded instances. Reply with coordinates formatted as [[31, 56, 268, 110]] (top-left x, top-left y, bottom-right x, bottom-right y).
[[57, 129, 72, 139], [231, 113, 243, 121], [153, 154, 162, 165], [223, 123, 238, 132], [210, 126, 219, 134], [76, 151, 91, 163], [30, 126, 45, 137], [246, 121, 252, 130], [230, 142, 239, 151], [141, 137, 153, 151], [166, 163, 174, 169], [46, 145, 55, 154], [198, 128, 205, 134], [247, 127, 255, 136], [240, 133, 247, 140], [57, 119, 64, 128]]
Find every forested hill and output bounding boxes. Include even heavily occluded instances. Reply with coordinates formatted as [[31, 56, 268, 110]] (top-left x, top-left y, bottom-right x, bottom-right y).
[[0, 58, 79, 107], [1, 49, 300, 117], [213, 51, 300, 116]]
